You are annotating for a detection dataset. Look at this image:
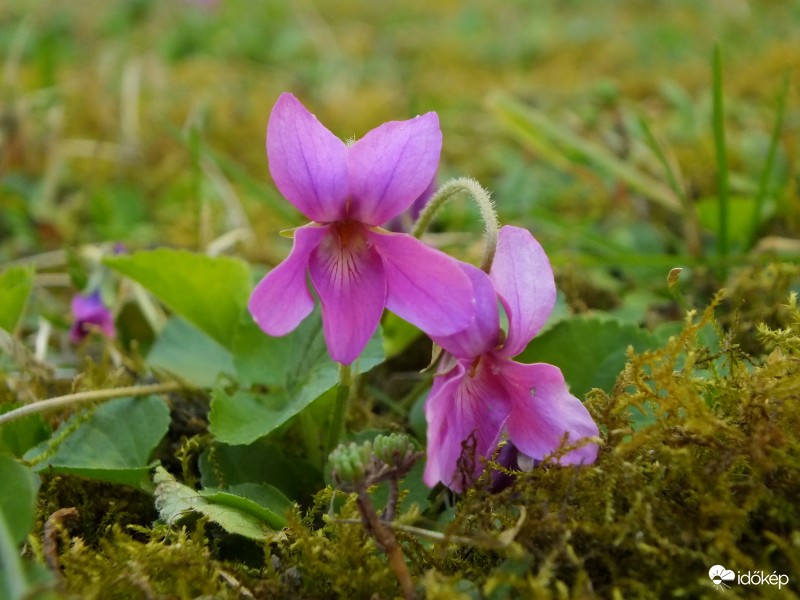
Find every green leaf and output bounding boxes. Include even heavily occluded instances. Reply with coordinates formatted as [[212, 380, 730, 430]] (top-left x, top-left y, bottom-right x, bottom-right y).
[[147, 317, 235, 387], [516, 317, 658, 398], [381, 312, 422, 359], [202, 483, 292, 530], [0, 406, 51, 457], [199, 440, 322, 502], [0, 507, 28, 600], [231, 310, 332, 389], [104, 249, 251, 348], [25, 396, 170, 489], [152, 467, 274, 540], [0, 266, 35, 333], [0, 457, 49, 600], [209, 389, 301, 446], [210, 311, 384, 445], [0, 455, 40, 546]]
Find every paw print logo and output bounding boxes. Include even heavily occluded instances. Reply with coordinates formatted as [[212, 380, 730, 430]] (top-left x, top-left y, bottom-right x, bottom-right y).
[[708, 565, 735, 590]]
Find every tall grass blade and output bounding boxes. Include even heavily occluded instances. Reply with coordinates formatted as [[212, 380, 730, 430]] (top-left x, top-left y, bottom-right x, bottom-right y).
[[748, 70, 791, 249], [712, 44, 730, 266], [638, 116, 702, 257], [490, 93, 682, 213]]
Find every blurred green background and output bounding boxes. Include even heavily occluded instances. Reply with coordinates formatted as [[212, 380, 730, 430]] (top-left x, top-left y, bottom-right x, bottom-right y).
[[2, 0, 798, 287]]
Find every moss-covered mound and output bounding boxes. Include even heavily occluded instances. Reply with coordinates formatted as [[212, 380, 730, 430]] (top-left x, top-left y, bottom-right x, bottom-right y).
[[31, 294, 795, 599]]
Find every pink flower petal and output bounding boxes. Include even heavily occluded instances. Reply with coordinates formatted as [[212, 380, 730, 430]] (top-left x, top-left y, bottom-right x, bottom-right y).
[[490, 226, 557, 358], [423, 358, 512, 491], [383, 175, 436, 233], [308, 223, 387, 364], [433, 264, 499, 359], [369, 230, 473, 337], [501, 360, 599, 465], [348, 112, 442, 226], [248, 224, 329, 336], [267, 93, 349, 222]]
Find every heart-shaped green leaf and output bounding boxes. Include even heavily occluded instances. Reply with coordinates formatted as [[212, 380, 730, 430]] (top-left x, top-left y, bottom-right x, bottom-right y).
[[210, 311, 384, 445], [0, 455, 40, 546], [199, 440, 321, 502], [105, 249, 251, 348], [147, 317, 235, 387], [153, 467, 281, 540], [25, 396, 170, 489]]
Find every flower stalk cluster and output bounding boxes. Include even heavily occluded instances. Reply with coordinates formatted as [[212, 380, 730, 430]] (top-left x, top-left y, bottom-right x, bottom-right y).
[[329, 434, 422, 600]]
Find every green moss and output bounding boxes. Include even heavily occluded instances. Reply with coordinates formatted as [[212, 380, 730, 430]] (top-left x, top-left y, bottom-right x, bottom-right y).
[[36, 292, 800, 599], [722, 263, 800, 354], [269, 489, 402, 599], [59, 523, 250, 600], [34, 474, 156, 547]]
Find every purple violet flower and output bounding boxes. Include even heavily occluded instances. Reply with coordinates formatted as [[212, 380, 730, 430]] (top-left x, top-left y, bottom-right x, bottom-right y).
[[424, 226, 599, 492], [248, 93, 474, 365], [69, 291, 115, 343]]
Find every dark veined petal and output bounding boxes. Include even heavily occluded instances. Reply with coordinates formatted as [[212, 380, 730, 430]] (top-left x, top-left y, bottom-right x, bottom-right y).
[[490, 226, 556, 358], [308, 223, 387, 364], [501, 360, 599, 465], [369, 230, 473, 337], [248, 224, 329, 337], [433, 263, 499, 359], [423, 357, 513, 492], [267, 93, 348, 222], [348, 112, 442, 226]]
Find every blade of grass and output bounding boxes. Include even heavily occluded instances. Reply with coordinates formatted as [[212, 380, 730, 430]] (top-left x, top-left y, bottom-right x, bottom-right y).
[[489, 93, 682, 213], [748, 70, 791, 249], [163, 123, 299, 223], [638, 115, 703, 257], [637, 117, 687, 207], [712, 44, 730, 268]]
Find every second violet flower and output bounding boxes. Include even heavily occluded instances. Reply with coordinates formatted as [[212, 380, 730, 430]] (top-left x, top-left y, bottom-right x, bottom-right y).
[[425, 226, 600, 492], [248, 93, 474, 365]]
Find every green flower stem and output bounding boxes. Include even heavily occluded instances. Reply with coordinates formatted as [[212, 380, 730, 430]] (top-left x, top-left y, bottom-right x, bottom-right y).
[[0, 382, 181, 427], [298, 410, 323, 469], [411, 177, 499, 272], [326, 363, 352, 456]]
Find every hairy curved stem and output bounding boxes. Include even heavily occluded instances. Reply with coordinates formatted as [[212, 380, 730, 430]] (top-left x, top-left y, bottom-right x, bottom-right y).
[[0, 382, 181, 427], [411, 177, 499, 272]]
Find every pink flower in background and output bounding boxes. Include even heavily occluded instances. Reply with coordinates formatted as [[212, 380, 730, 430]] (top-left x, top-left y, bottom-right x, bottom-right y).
[[248, 93, 474, 365], [69, 291, 115, 343], [424, 226, 599, 492]]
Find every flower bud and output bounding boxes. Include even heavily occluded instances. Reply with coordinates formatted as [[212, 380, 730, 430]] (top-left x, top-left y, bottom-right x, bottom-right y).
[[373, 433, 414, 467]]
